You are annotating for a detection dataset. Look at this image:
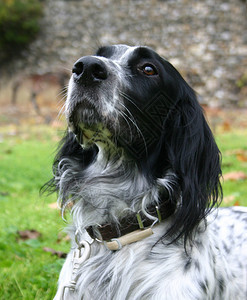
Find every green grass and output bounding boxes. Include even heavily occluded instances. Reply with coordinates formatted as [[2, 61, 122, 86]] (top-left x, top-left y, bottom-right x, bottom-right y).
[[0, 125, 69, 299], [0, 125, 246, 299], [217, 129, 247, 206]]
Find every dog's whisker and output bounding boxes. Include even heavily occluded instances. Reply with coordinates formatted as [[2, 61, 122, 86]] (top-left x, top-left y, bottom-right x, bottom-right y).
[[53, 102, 67, 123], [119, 91, 143, 113], [118, 102, 148, 155], [57, 86, 69, 98], [56, 94, 67, 107], [115, 109, 134, 142]]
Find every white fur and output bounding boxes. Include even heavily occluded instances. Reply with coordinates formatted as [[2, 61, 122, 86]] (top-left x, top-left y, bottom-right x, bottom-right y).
[[54, 207, 247, 299]]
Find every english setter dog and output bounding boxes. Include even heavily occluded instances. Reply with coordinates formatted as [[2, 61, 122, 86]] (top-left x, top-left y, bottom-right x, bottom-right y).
[[45, 45, 247, 299]]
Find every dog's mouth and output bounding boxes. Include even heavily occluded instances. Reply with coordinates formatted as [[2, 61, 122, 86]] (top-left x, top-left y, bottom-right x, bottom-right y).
[[69, 100, 100, 127], [68, 100, 115, 148]]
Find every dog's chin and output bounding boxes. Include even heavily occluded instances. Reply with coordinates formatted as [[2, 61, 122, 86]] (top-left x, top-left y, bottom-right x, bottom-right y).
[[67, 102, 116, 151], [68, 100, 100, 126]]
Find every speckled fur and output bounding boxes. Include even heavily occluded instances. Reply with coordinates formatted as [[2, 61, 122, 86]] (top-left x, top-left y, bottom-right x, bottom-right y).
[[54, 208, 247, 300]]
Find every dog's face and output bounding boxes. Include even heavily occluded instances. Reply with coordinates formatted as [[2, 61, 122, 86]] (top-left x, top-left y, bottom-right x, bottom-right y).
[[66, 45, 183, 159]]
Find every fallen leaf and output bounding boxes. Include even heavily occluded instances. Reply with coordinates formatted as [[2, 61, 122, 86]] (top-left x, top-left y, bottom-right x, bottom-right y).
[[236, 152, 247, 162], [222, 121, 231, 132], [17, 229, 41, 240], [43, 247, 67, 258], [0, 191, 9, 197], [48, 202, 59, 209], [4, 149, 12, 154], [233, 201, 240, 206], [223, 195, 236, 204], [57, 232, 70, 244], [225, 149, 247, 162], [223, 171, 247, 181]]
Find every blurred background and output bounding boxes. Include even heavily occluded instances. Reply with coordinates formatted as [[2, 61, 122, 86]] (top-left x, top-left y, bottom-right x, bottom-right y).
[[1, 0, 247, 122], [0, 0, 247, 298]]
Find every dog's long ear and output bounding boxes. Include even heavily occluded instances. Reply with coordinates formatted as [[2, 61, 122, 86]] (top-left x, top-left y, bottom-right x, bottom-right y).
[[41, 131, 98, 202], [161, 80, 222, 243]]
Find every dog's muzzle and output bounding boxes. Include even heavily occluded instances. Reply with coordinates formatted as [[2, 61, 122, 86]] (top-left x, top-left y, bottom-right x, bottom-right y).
[[66, 56, 112, 144]]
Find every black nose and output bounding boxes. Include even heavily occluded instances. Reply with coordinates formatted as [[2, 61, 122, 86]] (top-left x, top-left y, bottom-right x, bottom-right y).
[[72, 56, 108, 84]]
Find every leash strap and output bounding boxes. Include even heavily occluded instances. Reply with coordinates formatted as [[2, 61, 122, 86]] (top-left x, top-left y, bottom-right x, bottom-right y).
[[60, 240, 91, 299]]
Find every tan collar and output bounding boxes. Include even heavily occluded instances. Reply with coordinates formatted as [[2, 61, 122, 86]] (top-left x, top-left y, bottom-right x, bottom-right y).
[[86, 201, 174, 250], [105, 227, 154, 250]]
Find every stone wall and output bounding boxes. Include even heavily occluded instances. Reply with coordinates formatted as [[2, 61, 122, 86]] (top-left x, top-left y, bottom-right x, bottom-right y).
[[9, 0, 247, 106]]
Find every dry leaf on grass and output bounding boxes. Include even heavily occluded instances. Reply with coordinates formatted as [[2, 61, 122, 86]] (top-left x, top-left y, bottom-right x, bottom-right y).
[[222, 121, 231, 132], [48, 202, 59, 209], [223, 171, 247, 181], [43, 247, 67, 258], [0, 191, 9, 196], [223, 195, 236, 204], [17, 229, 41, 240], [236, 153, 247, 162], [57, 233, 70, 244], [225, 149, 247, 162]]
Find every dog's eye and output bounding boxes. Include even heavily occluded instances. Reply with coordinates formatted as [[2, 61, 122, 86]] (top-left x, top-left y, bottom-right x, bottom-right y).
[[140, 64, 157, 76]]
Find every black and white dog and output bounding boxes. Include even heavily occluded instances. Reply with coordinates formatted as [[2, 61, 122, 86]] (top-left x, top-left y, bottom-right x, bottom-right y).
[[45, 45, 247, 299]]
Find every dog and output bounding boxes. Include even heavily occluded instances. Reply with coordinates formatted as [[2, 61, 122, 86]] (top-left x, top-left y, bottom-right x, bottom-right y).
[[44, 45, 247, 299]]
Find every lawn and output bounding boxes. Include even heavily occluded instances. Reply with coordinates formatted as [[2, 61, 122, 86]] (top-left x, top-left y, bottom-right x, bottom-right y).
[[0, 125, 69, 299], [0, 123, 246, 299]]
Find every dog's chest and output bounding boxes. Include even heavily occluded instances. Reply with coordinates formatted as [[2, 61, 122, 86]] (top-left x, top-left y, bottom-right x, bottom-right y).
[[62, 224, 230, 300], [73, 236, 186, 299]]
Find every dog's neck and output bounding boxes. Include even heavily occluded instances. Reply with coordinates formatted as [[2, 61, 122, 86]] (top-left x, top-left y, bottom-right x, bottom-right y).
[[71, 145, 153, 229], [59, 134, 176, 240]]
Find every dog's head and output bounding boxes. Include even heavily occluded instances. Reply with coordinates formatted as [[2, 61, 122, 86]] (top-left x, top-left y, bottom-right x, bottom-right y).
[[46, 45, 222, 242], [66, 45, 190, 163]]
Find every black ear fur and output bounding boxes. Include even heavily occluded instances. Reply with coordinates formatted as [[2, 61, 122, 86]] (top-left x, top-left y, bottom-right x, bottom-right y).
[[162, 84, 222, 242]]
